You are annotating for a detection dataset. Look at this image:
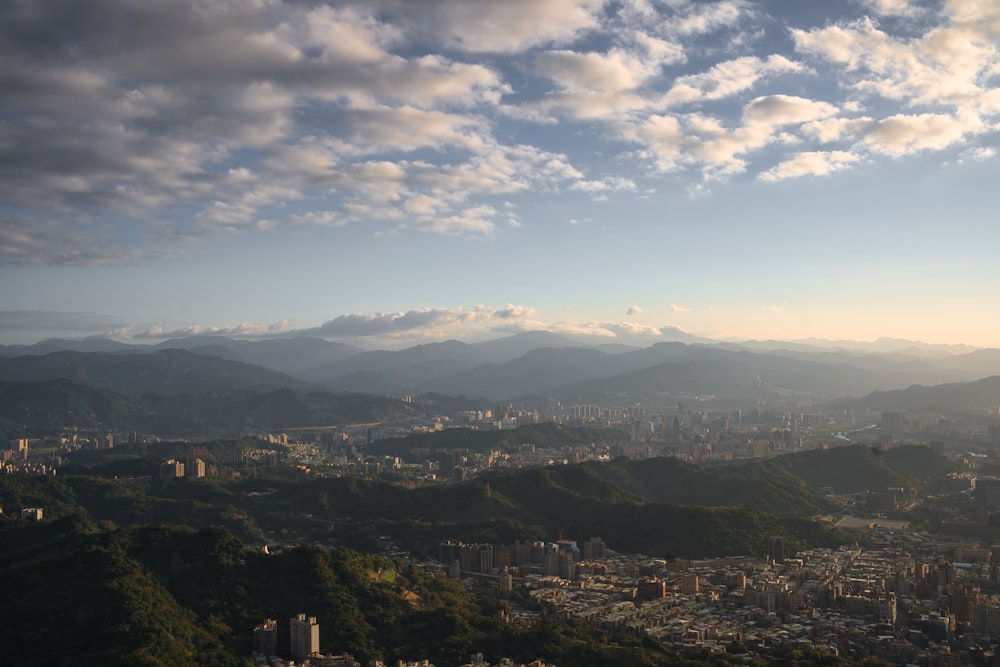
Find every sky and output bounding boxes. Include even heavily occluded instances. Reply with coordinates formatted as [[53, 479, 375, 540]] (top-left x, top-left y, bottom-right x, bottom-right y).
[[1, 0, 999, 349]]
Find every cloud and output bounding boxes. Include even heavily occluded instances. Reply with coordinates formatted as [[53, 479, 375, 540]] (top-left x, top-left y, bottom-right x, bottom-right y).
[[743, 95, 838, 128], [858, 0, 923, 17], [384, 0, 607, 53], [626, 306, 643, 315], [0, 215, 173, 267], [305, 305, 536, 338], [134, 321, 295, 340], [759, 150, 861, 181], [492, 318, 665, 340], [670, 304, 690, 313], [791, 12, 1000, 111], [960, 146, 997, 161], [662, 0, 754, 37], [3, 0, 997, 266], [664, 55, 805, 105], [861, 112, 982, 155], [569, 177, 637, 192]]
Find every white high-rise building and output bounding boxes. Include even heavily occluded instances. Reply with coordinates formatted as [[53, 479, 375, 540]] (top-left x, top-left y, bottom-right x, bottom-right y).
[[289, 613, 319, 661]]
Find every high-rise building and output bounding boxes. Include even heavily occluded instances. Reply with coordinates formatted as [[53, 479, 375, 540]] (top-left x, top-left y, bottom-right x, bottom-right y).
[[769, 536, 785, 564], [190, 458, 206, 478], [252, 619, 277, 656], [582, 537, 607, 561], [977, 478, 1000, 508], [159, 460, 185, 478], [9, 438, 28, 460], [881, 412, 903, 432], [289, 613, 320, 661], [499, 568, 513, 594]]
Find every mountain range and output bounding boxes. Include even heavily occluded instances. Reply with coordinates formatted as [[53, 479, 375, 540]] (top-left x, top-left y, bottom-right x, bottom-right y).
[[2, 332, 1000, 415]]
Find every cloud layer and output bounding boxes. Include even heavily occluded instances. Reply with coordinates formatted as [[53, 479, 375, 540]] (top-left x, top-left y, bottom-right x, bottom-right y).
[[2, 0, 998, 265]]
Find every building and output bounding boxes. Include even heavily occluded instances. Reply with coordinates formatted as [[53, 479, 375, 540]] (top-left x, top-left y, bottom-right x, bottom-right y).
[[769, 536, 785, 564], [159, 460, 185, 479], [977, 477, 1000, 508], [9, 438, 28, 460], [582, 537, 607, 561], [189, 458, 206, 478], [881, 412, 903, 432], [289, 613, 320, 661], [252, 619, 277, 656], [20, 507, 43, 521]]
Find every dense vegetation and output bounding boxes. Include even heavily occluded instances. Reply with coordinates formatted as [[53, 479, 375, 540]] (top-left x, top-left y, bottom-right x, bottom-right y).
[[369, 421, 625, 456], [1, 442, 956, 562]]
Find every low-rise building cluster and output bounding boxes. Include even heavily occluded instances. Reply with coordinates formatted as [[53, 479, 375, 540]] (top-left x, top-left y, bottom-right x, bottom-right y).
[[433, 529, 1000, 666]]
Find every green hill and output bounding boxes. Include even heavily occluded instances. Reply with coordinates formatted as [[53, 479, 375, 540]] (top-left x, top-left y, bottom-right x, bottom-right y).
[[369, 422, 625, 456], [719, 444, 954, 494], [0, 518, 670, 667]]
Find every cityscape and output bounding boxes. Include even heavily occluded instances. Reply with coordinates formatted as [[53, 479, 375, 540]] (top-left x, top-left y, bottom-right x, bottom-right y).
[[3, 0, 1000, 665]]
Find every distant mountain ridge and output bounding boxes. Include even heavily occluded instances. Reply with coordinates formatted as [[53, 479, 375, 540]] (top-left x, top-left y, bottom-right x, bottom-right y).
[[831, 375, 1000, 413], [2, 332, 999, 405], [0, 348, 316, 396], [0, 378, 415, 439]]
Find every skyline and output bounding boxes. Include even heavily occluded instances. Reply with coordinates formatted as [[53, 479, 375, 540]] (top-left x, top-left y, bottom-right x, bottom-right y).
[[2, 0, 999, 348]]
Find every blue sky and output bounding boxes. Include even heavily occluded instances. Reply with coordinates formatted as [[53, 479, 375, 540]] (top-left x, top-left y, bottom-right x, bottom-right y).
[[1, 0, 999, 348]]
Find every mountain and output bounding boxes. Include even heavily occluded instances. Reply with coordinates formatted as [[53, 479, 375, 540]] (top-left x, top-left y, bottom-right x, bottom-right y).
[[554, 348, 935, 403], [308, 334, 583, 391], [0, 349, 316, 396], [921, 348, 1000, 379], [0, 379, 417, 439], [0, 518, 533, 667], [832, 375, 1000, 414], [424, 346, 622, 399], [418, 344, 961, 403], [765, 337, 977, 355], [5, 333, 995, 405], [153, 335, 364, 376], [469, 330, 580, 360], [0, 337, 137, 356]]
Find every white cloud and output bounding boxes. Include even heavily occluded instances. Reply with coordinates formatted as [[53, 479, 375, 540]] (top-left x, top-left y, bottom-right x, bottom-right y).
[[389, 0, 607, 53], [961, 146, 997, 161], [627, 306, 643, 315], [537, 49, 662, 94], [858, 0, 922, 18], [861, 112, 982, 155], [743, 95, 839, 128], [135, 320, 296, 340], [670, 304, 690, 313], [663, 0, 754, 37], [800, 117, 874, 143], [759, 150, 861, 181], [304, 304, 537, 338], [792, 11, 1000, 111], [664, 55, 805, 105], [570, 177, 637, 192]]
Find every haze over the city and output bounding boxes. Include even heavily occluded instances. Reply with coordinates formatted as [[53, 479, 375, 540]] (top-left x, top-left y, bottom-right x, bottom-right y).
[[2, 0, 998, 348]]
